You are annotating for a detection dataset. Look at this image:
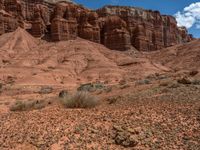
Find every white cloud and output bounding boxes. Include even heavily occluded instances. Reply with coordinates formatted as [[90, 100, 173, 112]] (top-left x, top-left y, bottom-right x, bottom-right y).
[[175, 2, 200, 29]]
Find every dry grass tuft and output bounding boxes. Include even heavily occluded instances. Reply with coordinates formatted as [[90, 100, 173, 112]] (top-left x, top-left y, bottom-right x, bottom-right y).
[[9, 100, 46, 111], [60, 91, 99, 108]]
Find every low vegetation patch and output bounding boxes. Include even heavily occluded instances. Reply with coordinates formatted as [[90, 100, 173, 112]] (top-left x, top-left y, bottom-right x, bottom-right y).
[[39, 86, 53, 94], [60, 91, 99, 108], [191, 79, 200, 85], [146, 73, 168, 81], [177, 77, 200, 85], [104, 86, 112, 93], [135, 79, 151, 85], [77, 82, 105, 92], [9, 100, 47, 111]]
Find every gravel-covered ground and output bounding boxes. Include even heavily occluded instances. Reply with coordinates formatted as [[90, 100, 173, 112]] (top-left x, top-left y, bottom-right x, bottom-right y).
[[0, 79, 199, 150]]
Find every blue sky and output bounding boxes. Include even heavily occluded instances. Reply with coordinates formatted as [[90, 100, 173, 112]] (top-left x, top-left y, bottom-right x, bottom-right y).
[[74, 0, 200, 38]]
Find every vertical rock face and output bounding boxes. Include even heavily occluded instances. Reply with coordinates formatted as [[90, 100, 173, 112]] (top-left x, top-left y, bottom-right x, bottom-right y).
[[78, 11, 100, 43], [31, 4, 50, 37], [0, 1, 193, 51], [47, 2, 100, 42], [0, 0, 19, 35], [51, 2, 78, 41], [102, 16, 131, 50], [97, 6, 193, 51], [0, 0, 4, 10]]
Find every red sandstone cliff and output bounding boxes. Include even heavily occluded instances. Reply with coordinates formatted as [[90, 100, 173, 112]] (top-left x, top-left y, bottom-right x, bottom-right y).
[[97, 6, 193, 51], [0, 0, 193, 51]]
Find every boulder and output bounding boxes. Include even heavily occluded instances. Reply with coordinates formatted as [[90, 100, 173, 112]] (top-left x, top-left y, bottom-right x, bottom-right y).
[[59, 90, 68, 98]]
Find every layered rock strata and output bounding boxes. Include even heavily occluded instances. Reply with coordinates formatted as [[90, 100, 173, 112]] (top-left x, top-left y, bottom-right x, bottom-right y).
[[0, 1, 193, 51], [97, 6, 193, 51]]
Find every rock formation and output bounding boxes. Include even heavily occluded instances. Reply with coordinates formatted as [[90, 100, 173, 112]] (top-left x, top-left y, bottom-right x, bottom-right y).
[[97, 6, 193, 51], [51, 2, 78, 41], [0, 1, 193, 51], [102, 16, 131, 50], [78, 11, 100, 43], [0, 0, 19, 35]]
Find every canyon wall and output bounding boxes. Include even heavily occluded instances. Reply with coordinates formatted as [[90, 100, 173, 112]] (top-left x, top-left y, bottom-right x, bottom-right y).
[[0, 0, 193, 51], [97, 6, 193, 51]]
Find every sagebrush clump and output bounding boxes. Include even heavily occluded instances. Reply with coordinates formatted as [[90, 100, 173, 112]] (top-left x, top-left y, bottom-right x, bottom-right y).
[[77, 83, 105, 92], [9, 100, 46, 111], [60, 91, 98, 108]]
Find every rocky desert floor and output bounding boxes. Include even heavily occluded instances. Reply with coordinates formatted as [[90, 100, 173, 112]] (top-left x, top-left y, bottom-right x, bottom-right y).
[[0, 72, 200, 150], [0, 29, 200, 150]]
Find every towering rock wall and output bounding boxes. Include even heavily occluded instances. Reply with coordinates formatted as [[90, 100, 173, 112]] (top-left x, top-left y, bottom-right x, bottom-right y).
[[97, 6, 193, 51], [0, 1, 193, 51], [100, 16, 131, 50], [50, 2, 100, 42], [0, 0, 19, 34]]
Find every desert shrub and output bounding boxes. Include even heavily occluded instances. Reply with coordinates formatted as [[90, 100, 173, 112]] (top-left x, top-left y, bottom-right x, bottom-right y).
[[191, 79, 200, 85], [77, 83, 95, 92], [104, 86, 112, 93], [146, 73, 168, 81], [39, 86, 53, 94], [34, 102, 46, 110], [95, 83, 105, 89], [60, 91, 98, 108], [77, 83, 105, 92], [10, 101, 26, 111], [136, 79, 151, 85], [10, 100, 46, 111]]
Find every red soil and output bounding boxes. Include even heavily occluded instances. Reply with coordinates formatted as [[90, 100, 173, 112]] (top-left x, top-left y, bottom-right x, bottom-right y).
[[0, 28, 199, 150]]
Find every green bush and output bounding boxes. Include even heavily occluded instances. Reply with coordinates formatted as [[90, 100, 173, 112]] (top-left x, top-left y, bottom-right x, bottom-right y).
[[60, 91, 98, 108]]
